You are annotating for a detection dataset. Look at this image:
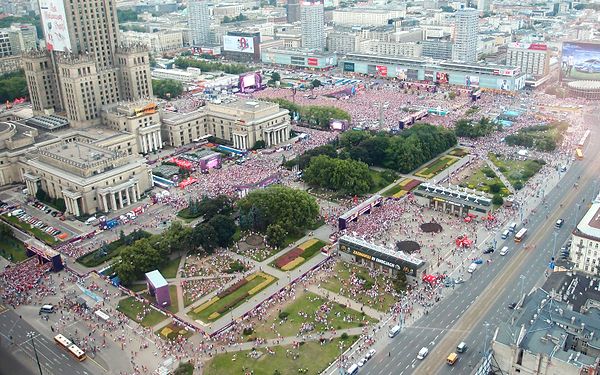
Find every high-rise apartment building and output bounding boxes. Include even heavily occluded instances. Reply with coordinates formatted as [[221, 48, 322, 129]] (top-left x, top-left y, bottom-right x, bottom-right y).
[[287, 0, 301, 23], [23, 0, 152, 128], [188, 0, 211, 46], [453, 8, 479, 63], [477, 0, 490, 12], [300, 0, 325, 52], [506, 42, 549, 77]]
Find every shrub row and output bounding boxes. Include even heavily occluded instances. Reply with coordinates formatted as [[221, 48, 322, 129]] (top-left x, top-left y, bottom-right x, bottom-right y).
[[217, 278, 248, 298]]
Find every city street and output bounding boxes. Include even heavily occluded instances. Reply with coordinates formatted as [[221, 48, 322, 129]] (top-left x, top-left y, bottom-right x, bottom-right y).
[[362, 126, 600, 375]]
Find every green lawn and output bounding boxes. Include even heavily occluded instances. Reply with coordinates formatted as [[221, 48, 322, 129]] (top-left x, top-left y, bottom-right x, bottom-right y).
[[460, 165, 510, 197], [368, 169, 398, 194], [415, 155, 459, 179], [488, 153, 545, 189], [322, 262, 398, 312], [250, 292, 374, 339], [143, 285, 179, 314], [0, 235, 28, 262], [382, 183, 403, 197], [159, 257, 181, 279], [117, 296, 167, 327], [449, 147, 469, 157], [271, 239, 327, 271], [129, 283, 147, 293], [2, 216, 58, 246], [188, 273, 277, 322], [204, 337, 358, 375]]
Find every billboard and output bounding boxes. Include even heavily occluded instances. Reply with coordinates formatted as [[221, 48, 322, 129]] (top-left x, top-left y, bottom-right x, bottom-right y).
[[39, 0, 71, 52], [562, 42, 600, 81], [343, 62, 355, 72], [497, 78, 510, 91], [238, 72, 263, 93], [435, 72, 449, 84], [307, 57, 318, 66], [465, 75, 480, 87], [223, 35, 255, 53], [376, 65, 388, 77], [396, 67, 407, 80]]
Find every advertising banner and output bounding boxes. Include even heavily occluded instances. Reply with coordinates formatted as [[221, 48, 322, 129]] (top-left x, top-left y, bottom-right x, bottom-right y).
[[396, 67, 407, 80], [561, 42, 600, 81], [307, 57, 318, 66], [435, 72, 449, 84], [497, 78, 510, 91], [39, 0, 71, 52], [343, 62, 355, 72], [465, 75, 480, 87], [223, 35, 255, 53], [376, 65, 388, 77]]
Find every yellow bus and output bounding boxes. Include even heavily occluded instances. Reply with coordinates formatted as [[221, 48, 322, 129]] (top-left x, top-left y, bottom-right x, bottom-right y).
[[575, 148, 583, 160], [515, 228, 527, 243], [54, 334, 86, 361]]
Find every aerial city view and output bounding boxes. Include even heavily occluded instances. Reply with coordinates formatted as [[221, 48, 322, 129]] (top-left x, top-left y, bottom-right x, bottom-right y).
[[0, 0, 599, 374]]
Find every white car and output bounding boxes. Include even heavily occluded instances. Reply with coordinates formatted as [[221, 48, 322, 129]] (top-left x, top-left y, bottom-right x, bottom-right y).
[[357, 357, 367, 367], [366, 349, 376, 359]]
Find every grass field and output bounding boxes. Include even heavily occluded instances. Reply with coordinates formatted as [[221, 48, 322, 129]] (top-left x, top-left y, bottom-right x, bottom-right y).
[[414, 155, 459, 179], [250, 291, 374, 339], [117, 297, 167, 327], [382, 183, 403, 197], [143, 285, 179, 314], [2, 216, 58, 246], [204, 336, 358, 375], [488, 153, 544, 189], [188, 273, 277, 322], [159, 257, 181, 279], [0, 235, 28, 262], [322, 262, 398, 312], [368, 169, 398, 194], [460, 165, 510, 197]]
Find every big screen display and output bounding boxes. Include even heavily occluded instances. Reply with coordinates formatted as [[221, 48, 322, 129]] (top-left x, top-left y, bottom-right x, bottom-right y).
[[223, 35, 255, 53], [561, 42, 600, 81], [39, 0, 71, 52]]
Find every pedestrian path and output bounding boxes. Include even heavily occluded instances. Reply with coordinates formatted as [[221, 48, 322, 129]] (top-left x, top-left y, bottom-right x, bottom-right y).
[[306, 285, 384, 321], [485, 157, 515, 194]]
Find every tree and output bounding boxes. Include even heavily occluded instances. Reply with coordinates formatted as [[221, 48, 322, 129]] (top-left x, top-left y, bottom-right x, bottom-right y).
[[208, 214, 237, 247], [266, 223, 286, 248], [270, 72, 281, 83], [311, 79, 322, 88], [192, 224, 218, 254], [152, 79, 184, 99], [492, 194, 504, 206], [117, 9, 139, 23], [393, 271, 407, 293], [513, 181, 523, 190], [253, 140, 266, 150], [0, 222, 13, 239], [303, 155, 374, 195], [238, 186, 319, 235], [0, 71, 29, 103], [116, 238, 167, 285]]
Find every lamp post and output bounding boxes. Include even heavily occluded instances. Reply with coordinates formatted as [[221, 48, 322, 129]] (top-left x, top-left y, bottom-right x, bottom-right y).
[[27, 332, 43, 375], [552, 230, 558, 260], [483, 321, 490, 360], [519, 275, 526, 304]]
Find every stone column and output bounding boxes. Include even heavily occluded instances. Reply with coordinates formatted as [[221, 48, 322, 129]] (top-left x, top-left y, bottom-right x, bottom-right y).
[[73, 198, 80, 217], [140, 136, 147, 154], [118, 190, 124, 209], [65, 198, 72, 215], [157, 131, 163, 149], [152, 132, 158, 152], [102, 194, 108, 212], [131, 186, 138, 203], [125, 188, 131, 206], [148, 134, 154, 152], [110, 193, 117, 211], [135, 184, 141, 201]]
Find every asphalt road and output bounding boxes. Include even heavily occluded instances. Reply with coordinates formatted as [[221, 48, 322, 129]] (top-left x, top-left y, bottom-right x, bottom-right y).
[[0, 307, 91, 375], [363, 126, 600, 375]]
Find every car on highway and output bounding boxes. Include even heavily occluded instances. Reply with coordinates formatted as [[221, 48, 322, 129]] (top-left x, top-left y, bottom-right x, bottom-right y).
[[508, 302, 517, 309], [358, 357, 368, 367], [389, 325, 401, 338], [457, 342, 468, 353], [417, 347, 429, 360], [346, 363, 359, 375], [365, 349, 376, 359], [483, 246, 494, 254], [468, 263, 477, 273], [555, 219, 564, 228], [499, 246, 509, 256], [447, 352, 458, 366]]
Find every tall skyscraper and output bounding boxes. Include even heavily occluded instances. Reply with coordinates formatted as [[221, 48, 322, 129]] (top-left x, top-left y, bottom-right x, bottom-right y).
[[287, 0, 301, 23], [452, 8, 478, 63], [23, 0, 152, 128], [477, 0, 490, 12], [300, 0, 325, 52], [188, 0, 211, 46]]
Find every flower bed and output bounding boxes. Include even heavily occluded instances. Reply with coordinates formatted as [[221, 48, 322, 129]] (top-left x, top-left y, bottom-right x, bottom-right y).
[[193, 296, 220, 314], [217, 278, 248, 298], [298, 238, 318, 250], [281, 257, 305, 271], [274, 247, 304, 268], [248, 274, 275, 294], [402, 178, 421, 191]]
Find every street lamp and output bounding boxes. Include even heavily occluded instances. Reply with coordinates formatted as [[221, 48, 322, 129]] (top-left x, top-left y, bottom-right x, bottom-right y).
[[552, 230, 558, 260], [483, 321, 490, 359], [27, 332, 43, 375], [519, 275, 526, 304]]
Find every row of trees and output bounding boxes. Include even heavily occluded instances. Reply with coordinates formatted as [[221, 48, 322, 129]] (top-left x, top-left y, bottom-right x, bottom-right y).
[[303, 155, 374, 195], [264, 98, 351, 129], [174, 57, 252, 75], [504, 123, 566, 152], [222, 14, 249, 23], [454, 117, 499, 138], [0, 71, 28, 104], [238, 186, 319, 244], [338, 124, 457, 173], [178, 195, 234, 220], [152, 79, 184, 99], [115, 199, 237, 284]]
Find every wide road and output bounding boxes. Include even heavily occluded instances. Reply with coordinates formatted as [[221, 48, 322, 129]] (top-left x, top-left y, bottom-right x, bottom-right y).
[[363, 125, 600, 375], [0, 307, 92, 375]]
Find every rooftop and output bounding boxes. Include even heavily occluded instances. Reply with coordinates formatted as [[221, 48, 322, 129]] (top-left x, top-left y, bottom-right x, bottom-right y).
[[145, 270, 168, 289], [574, 192, 600, 241], [543, 271, 600, 313]]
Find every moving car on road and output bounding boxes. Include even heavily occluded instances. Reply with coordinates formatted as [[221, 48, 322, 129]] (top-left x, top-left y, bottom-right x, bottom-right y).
[[417, 347, 429, 360]]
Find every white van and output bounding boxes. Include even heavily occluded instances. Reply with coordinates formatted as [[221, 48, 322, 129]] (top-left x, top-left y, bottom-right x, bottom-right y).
[[85, 216, 97, 225], [501, 230, 510, 239], [417, 347, 429, 360], [499, 246, 509, 256], [389, 325, 401, 338], [509, 223, 517, 233], [468, 263, 477, 273], [39, 304, 55, 314], [346, 364, 359, 375]]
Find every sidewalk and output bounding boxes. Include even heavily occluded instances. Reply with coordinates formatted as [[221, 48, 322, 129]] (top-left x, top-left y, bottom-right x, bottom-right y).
[[484, 157, 515, 194]]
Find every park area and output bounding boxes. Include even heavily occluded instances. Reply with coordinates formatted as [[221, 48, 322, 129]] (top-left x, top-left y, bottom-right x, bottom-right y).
[[204, 336, 358, 375], [488, 153, 545, 190], [414, 155, 459, 179], [457, 162, 510, 197], [188, 272, 277, 322], [321, 262, 398, 313], [382, 178, 422, 198], [0, 235, 27, 262], [247, 291, 375, 340], [272, 238, 327, 271], [117, 296, 167, 327], [2, 215, 59, 246]]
